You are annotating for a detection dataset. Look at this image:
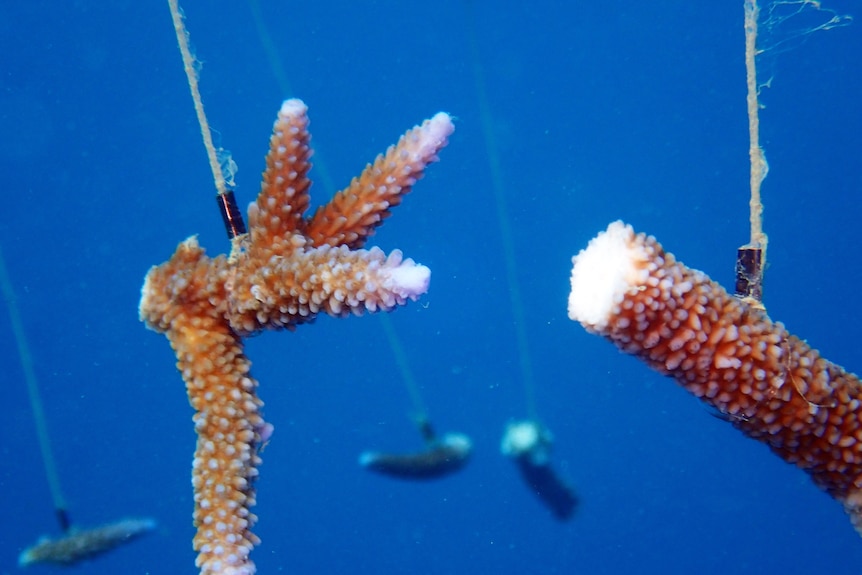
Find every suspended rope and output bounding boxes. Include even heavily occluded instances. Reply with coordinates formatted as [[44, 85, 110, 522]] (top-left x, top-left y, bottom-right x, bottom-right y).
[[168, 0, 226, 198], [168, 0, 247, 247], [463, 0, 537, 420], [0, 244, 69, 533], [736, 0, 768, 307], [379, 314, 429, 425]]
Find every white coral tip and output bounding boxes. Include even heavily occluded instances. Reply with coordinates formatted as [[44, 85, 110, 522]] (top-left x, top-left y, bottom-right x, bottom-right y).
[[386, 262, 430, 299], [279, 98, 307, 118], [568, 221, 641, 330]]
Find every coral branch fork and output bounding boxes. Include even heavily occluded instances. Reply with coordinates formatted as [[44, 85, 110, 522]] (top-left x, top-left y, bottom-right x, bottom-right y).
[[140, 99, 453, 574]]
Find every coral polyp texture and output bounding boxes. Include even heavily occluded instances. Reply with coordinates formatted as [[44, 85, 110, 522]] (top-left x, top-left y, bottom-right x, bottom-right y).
[[140, 99, 453, 574], [568, 221, 862, 534]]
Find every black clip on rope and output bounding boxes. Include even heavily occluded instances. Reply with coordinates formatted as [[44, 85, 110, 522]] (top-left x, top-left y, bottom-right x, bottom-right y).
[[216, 189, 247, 240], [735, 245, 763, 303]]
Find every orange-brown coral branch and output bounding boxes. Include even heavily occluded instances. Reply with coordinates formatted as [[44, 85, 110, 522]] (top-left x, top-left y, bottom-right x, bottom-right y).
[[256, 99, 313, 243], [141, 238, 264, 575], [180, 313, 263, 574], [306, 112, 453, 249], [568, 221, 862, 534], [140, 100, 453, 574]]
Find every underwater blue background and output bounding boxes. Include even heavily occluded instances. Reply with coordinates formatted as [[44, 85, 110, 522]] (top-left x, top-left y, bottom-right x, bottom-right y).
[[2, 1, 861, 573]]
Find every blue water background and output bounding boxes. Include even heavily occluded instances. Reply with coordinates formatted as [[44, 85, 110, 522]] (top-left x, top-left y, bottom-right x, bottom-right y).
[[2, 1, 861, 573]]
